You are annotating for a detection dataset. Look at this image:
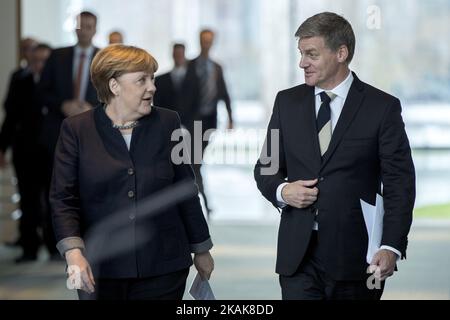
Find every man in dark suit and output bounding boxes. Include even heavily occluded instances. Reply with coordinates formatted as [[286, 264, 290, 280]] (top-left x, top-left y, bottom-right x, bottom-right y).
[[185, 29, 234, 217], [37, 11, 100, 257], [0, 38, 37, 249], [0, 43, 52, 262], [254, 12, 415, 300], [154, 43, 195, 127], [38, 11, 100, 155]]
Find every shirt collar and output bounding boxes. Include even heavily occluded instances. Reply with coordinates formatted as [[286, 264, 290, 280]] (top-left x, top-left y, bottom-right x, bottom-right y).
[[75, 45, 95, 57], [315, 71, 354, 99]]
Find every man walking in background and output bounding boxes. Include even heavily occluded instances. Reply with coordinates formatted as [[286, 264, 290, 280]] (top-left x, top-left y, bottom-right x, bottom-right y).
[[0, 44, 52, 262], [154, 43, 195, 127], [186, 29, 234, 218], [37, 11, 100, 256]]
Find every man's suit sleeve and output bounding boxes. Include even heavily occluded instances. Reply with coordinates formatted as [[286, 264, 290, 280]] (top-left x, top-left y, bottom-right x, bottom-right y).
[[217, 65, 232, 119], [37, 50, 65, 118], [254, 93, 288, 208], [378, 98, 415, 259], [0, 72, 20, 152]]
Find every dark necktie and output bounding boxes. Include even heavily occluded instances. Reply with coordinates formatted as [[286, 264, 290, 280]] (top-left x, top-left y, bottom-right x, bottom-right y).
[[73, 51, 86, 101], [317, 91, 337, 156]]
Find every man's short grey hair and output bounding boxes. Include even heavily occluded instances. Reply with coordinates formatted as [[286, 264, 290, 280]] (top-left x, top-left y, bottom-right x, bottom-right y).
[[295, 12, 356, 64]]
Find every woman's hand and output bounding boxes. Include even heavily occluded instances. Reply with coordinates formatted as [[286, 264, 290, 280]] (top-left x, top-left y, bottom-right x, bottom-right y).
[[65, 248, 96, 294], [193, 251, 214, 280]]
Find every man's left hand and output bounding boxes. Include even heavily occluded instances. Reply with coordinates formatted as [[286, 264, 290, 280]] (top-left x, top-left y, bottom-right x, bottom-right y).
[[227, 119, 234, 130], [370, 249, 397, 281]]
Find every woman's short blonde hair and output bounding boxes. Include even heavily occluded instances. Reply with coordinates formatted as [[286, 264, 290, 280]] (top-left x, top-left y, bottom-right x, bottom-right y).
[[91, 44, 158, 103]]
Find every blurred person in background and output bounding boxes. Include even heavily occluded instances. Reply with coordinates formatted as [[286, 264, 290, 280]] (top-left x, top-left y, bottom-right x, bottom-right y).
[[38, 10, 100, 155], [108, 31, 124, 45], [0, 43, 52, 262], [1, 37, 37, 248], [19, 37, 38, 69], [185, 29, 233, 218], [154, 43, 195, 127], [37, 11, 100, 258]]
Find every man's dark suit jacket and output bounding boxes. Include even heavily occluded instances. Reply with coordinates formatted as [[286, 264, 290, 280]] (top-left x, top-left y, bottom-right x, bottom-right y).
[[50, 106, 211, 279], [254, 73, 415, 281], [38, 46, 99, 154], [154, 70, 197, 127], [185, 57, 231, 131], [0, 69, 42, 153]]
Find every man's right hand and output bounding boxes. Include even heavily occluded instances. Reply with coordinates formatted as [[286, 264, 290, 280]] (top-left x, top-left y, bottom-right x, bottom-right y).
[[281, 179, 319, 209], [61, 100, 84, 117], [65, 248, 96, 294]]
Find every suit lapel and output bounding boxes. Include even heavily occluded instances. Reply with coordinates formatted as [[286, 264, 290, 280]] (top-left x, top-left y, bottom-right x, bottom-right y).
[[291, 86, 322, 170], [320, 73, 365, 169], [86, 47, 99, 102], [64, 47, 75, 98]]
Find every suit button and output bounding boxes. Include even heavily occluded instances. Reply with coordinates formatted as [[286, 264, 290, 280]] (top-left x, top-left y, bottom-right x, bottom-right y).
[[128, 191, 135, 198], [128, 168, 135, 176], [319, 177, 325, 182], [129, 214, 136, 220]]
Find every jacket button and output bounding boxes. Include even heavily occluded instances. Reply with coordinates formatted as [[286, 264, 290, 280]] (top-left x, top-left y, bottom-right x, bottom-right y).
[[129, 214, 136, 220], [319, 177, 325, 182], [128, 168, 135, 176], [128, 191, 135, 198]]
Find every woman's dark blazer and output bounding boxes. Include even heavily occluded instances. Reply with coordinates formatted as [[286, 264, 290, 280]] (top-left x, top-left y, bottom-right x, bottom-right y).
[[50, 105, 212, 279]]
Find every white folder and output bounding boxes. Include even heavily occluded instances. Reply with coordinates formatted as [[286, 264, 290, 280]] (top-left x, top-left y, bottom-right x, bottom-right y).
[[360, 194, 384, 264]]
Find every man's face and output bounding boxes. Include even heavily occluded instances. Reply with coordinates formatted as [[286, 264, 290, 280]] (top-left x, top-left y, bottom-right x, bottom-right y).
[[31, 48, 51, 75], [173, 47, 186, 67], [109, 33, 123, 45], [21, 39, 37, 64], [298, 36, 341, 89], [76, 16, 97, 47], [200, 32, 214, 54]]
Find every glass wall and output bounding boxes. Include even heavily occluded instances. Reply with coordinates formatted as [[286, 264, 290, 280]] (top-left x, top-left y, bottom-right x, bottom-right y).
[[22, 0, 450, 107], [21, 0, 450, 209]]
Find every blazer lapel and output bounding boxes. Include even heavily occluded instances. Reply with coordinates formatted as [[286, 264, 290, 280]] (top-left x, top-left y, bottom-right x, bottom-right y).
[[321, 73, 365, 169], [94, 106, 134, 164]]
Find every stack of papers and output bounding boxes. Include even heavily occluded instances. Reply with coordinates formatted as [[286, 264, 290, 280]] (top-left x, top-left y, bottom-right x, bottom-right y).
[[360, 194, 384, 264]]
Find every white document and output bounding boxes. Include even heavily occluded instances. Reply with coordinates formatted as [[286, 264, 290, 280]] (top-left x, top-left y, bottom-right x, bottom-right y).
[[189, 272, 216, 300], [360, 194, 384, 264]]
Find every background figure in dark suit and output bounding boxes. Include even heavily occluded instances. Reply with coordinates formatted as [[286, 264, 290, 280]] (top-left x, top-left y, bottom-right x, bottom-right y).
[[0, 43, 52, 262], [51, 45, 213, 300], [1, 38, 38, 250], [254, 12, 415, 300], [154, 43, 194, 126], [185, 29, 233, 218], [38, 11, 100, 258], [38, 11, 100, 155]]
